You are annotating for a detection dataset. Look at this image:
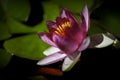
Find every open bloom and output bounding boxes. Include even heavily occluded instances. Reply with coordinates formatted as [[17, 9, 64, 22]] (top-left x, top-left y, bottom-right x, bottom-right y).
[[37, 5, 116, 71]]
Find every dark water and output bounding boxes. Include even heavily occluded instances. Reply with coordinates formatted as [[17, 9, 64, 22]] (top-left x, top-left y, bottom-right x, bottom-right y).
[[0, 46, 120, 80]]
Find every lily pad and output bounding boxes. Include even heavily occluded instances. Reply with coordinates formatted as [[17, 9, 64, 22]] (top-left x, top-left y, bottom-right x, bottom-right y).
[[51, 0, 95, 13], [1, 0, 30, 21], [0, 48, 12, 69], [4, 34, 49, 60], [42, 2, 59, 20], [7, 18, 48, 33], [88, 19, 104, 35], [0, 21, 11, 40], [100, 13, 120, 38], [0, 3, 5, 21]]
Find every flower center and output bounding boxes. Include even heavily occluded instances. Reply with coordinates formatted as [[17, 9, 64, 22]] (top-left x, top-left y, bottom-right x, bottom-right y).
[[55, 21, 71, 36]]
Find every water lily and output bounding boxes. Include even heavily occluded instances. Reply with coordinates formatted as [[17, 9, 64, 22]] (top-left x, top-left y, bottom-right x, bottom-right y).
[[37, 5, 116, 71]]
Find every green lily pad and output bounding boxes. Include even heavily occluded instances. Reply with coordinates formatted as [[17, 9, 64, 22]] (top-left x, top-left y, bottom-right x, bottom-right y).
[[7, 18, 36, 33], [1, 0, 30, 21], [42, 2, 59, 20], [33, 20, 48, 32], [51, 0, 95, 13], [88, 19, 104, 35], [42, 0, 95, 20], [0, 3, 5, 21], [0, 21, 11, 40], [0, 48, 12, 69], [7, 18, 48, 33], [100, 13, 120, 38], [4, 34, 49, 60]]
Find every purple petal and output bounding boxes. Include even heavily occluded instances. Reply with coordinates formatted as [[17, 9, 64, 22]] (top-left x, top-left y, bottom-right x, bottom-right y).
[[43, 47, 60, 56], [60, 8, 87, 45], [70, 25, 86, 45], [38, 32, 56, 47], [46, 21, 57, 32], [52, 34, 80, 54], [62, 52, 81, 71], [37, 52, 67, 65], [80, 5, 90, 32], [78, 37, 90, 51], [60, 8, 67, 18], [60, 8, 78, 27], [55, 17, 85, 44]]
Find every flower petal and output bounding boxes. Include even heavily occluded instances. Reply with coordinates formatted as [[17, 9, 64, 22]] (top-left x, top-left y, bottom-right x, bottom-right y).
[[95, 34, 114, 48], [88, 33, 116, 48], [43, 47, 61, 56], [46, 21, 57, 32], [78, 37, 90, 51], [38, 32, 56, 47], [80, 5, 90, 31], [53, 34, 79, 54], [60, 8, 78, 27], [60, 8, 67, 18], [62, 52, 81, 71], [37, 52, 67, 66], [56, 8, 86, 53]]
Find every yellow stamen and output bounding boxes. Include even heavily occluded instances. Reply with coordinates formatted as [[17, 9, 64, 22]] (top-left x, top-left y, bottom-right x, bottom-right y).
[[57, 26, 62, 33], [54, 21, 71, 36], [64, 22, 67, 27], [66, 22, 71, 27], [61, 24, 65, 30], [59, 25, 64, 32], [55, 31, 60, 35]]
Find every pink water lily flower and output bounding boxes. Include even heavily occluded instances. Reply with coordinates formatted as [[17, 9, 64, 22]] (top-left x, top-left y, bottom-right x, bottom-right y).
[[37, 5, 90, 71], [37, 5, 116, 71]]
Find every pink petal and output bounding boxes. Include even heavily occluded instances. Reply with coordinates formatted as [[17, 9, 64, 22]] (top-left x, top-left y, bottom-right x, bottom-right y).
[[46, 21, 57, 32], [62, 52, 81, 71], [78, 37, 90, 51], [52, 34, 79, 54], [60, 8, 67, 18], [37, 52, 67, 66], [60, 8, 87, 46], [70, 25, 86, 45], [60, 8, 78, 27], [80, 5, 90, 32], [38, 32, 56, 47]]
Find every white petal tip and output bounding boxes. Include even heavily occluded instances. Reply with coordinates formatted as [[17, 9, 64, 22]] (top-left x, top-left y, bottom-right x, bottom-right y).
[[62, 67, 66, 71], [43, 47, 60, 56], [62, 53, 81, 71], [37, 61, 46, 66], [95, 34, 114, 48], [37, 53, 67, 66], [61, 57, 73, 71]]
